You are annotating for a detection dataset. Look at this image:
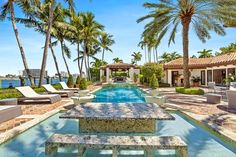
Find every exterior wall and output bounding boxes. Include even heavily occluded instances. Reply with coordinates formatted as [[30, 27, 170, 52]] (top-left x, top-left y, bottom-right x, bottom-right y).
[[164, 65, 236, 86]]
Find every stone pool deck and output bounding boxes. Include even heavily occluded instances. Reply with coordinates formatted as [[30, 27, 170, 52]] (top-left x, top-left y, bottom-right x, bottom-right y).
[[157, 87, 236, 143]]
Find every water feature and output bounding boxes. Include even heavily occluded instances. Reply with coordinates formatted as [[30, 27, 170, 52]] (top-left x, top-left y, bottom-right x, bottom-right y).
[[0, 85, 235, 157]]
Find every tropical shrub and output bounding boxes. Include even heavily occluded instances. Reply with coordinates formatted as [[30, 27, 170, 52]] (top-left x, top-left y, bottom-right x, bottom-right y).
[[79, 78, 87, 90], [139, 74, 144, 84], [141, 63, 164, 83], [67, 75, 74, 88], [149, 74, 159, 89], [176, 87, 204, 95], [101, 75, 106, 82]]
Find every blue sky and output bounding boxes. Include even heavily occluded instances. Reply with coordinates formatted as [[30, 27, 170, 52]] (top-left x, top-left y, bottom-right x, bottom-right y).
[[0, 0, 235, 76]]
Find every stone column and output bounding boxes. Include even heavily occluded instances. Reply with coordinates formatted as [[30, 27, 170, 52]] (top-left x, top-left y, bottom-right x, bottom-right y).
[[167, 70, 172, 86], [129, 67, 134, 81], [100, 69, 104, 82], [106, 68, 110, 82]]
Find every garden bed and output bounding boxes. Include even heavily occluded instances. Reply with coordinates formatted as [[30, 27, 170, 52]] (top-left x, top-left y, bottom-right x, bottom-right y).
[[175, 87, 204, 95]]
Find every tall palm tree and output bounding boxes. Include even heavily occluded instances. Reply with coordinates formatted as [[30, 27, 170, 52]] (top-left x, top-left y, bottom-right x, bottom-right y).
[[15, 2, 73, 81], [78, 12, 104, 80], [99, 32, 115, 61], [138, 40, 147, 63], [131, 52, 142, 65], [197, 49, 213, 58], [137, 0, 234, 88], [0, 0, 35, 86], [113, 58, 123, 63], [39, 0, 74, 87]]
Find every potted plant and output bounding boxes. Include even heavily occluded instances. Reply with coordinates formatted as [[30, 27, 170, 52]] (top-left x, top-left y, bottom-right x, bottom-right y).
[[149, 74, 159, 96], [191, 76, 201, 87], [78, 78, 89, 96], [67, 75, 74, 88]]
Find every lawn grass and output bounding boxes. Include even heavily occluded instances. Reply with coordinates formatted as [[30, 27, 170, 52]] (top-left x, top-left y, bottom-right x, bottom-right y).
[[0, 84, 62, 100], [176, 87, 205, 95]]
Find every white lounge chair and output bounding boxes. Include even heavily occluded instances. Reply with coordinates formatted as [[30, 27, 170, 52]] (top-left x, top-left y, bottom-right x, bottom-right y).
[[42, 84, 74, 97], [16, 86, 61, 104], [60, 82, 79, 93]]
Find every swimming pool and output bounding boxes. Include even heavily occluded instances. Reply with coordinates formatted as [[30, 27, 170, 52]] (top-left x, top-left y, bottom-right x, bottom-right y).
[[0, 85, 235, 157], [93, 85, 145, 103]]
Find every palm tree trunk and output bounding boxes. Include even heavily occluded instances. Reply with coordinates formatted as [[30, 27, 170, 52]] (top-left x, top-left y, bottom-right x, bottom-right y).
[[49, 38, 61, 81], [84, 51, 88, 79], [87, 55, 91, 80], [182, 18, 191, 88], [60, 40, 71, 76], [9, 2, 34, 86], [153, 48, 156, 62], [39, 0, 55, 87], [144, 46, 147, 63], [155, 48, 158, 64], [77, 44, 82, 76], [102, 49, 105, 61]]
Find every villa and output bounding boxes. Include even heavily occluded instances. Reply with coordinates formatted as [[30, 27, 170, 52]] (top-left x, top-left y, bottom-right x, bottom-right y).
[[164, 53, 236, 86]]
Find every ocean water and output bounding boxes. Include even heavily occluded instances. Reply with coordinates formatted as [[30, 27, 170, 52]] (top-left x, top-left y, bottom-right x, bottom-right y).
[[0, 79, 67, 89]]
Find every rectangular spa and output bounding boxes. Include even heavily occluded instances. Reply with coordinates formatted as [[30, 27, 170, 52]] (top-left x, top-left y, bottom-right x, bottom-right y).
[[60, 103, 174, 133]]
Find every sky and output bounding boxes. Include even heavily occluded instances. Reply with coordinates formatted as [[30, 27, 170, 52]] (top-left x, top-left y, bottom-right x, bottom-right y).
[[0, 0, 235, 76]]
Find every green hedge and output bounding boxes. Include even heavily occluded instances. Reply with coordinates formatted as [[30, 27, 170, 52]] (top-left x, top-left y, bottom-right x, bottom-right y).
[[176, 87, 204, 95], [0, 84, 62, 100]]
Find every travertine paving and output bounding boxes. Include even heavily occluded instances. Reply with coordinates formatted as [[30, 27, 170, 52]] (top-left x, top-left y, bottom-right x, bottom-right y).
[[157, 87, 236, 141]]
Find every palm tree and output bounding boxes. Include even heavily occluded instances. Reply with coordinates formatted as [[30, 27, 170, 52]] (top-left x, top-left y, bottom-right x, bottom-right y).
[[197, 49, 213, 58], [39, 0, 74, 87], [77, 12, 104, 80], [160, 52, 182, 63], [131, 52, 142, 65], [15, 2, 72, 81], [113, 58, 123, 63], [219, 43, 236, 54], [99, 32, 115, 61], [0, 0, 35, 86], [137, 0, 234, 88], [138, 40, 147, 63]]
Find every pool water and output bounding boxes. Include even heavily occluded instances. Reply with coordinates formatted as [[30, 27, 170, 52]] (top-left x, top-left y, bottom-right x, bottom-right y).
[[93, 86, 145, 103], [0, 86, 235, 157]]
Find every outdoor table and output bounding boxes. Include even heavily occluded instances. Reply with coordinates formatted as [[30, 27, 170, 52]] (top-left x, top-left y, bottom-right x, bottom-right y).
[[60, 103, 175, 133]]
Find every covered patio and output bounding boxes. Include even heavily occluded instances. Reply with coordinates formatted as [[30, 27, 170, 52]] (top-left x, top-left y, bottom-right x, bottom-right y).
[[100, 63, 140, 83]]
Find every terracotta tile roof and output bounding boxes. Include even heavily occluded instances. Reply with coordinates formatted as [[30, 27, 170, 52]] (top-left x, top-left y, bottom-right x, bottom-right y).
[[164, 53, 236, 69], [100, 63, 139, 69]]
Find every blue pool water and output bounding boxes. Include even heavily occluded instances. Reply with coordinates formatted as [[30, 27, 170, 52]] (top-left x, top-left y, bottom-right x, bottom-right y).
[[93, 86, 145, 103], [0, 86, 235, 157]]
